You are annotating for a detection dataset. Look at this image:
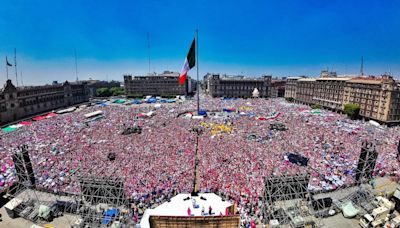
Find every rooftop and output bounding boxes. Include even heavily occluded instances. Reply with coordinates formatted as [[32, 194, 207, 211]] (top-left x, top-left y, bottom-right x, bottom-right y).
[[127, 71, 181, 78], [316, 77, 351, 81], [347, 75, 394, 84], [298, 78, 317, 82]]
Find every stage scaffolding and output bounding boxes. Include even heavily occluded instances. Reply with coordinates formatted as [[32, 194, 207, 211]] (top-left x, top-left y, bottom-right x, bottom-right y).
[[75, 176, 132, 227], [262, 173, 323, 227], [262, 139, 381, 227], [5, 144, 133, 227]]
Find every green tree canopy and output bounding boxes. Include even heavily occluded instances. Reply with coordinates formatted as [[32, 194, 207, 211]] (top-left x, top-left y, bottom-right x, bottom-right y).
[[96, 87, 125, 97], [110, 87, 125, 96], [311, 104, 321, 109], [96, 88, 112, 97], [285, 97, 294, 102], [344, 103, 360, 119]]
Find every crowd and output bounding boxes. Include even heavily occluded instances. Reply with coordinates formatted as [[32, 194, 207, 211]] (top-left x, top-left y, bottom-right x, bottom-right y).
[[1, 97, 400, 226]]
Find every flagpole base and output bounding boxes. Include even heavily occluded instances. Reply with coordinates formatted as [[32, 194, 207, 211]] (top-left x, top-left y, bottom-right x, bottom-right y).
[[191, 191, 199, 197]]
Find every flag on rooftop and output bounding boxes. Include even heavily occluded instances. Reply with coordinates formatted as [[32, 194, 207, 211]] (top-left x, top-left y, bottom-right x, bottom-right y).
[[6, 57, 12, 66], [179, 38, 196, 85]]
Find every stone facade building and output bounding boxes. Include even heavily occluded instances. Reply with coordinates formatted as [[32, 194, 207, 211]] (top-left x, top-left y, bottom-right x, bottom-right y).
[[313, 77, 350, 110], [295, 78, 316, 105], [203, 73, 272, 98], [284, 77, 303, 99], [0, 79, 89, 125], [343, 75, 400, 123], [124, 71, 196, 97], [269, 79, 286, 98], [284, 71, 400, 124]]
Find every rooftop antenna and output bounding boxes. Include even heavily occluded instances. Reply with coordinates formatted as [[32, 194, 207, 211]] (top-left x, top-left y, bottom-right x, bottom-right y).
[[147, 32, 151, 76], [20, 71, 23, 86], [74, 49, 79, 81], [14, 48, 19, 87], [360, 56, 364, 76]]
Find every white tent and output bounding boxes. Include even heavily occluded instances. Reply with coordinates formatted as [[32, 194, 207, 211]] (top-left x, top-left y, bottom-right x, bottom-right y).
[[145, 111, 155, 117], [252, 88, 260, 98], [84, 110, 103, 118], [369, 120, 380, 127], [56, 107, 77, 114], [5, 198, 22, 211]]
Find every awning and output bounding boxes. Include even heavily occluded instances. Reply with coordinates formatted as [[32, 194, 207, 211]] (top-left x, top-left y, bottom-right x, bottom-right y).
[[223, 108, 236, 112], [113, 99, 125, 104], [56, 107, 76, 114], [147, 98, 157, 103], [2, 126, 17, 133], [45, 112, 58, 118], [32, 116, 47, 121], [84, 110, 103, 118], [20, 121, 32, 126], [132, 100, 142, 104]]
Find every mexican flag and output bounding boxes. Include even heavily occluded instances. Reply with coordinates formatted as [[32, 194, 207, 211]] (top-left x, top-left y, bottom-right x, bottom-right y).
[[179, 38, 196, 85]]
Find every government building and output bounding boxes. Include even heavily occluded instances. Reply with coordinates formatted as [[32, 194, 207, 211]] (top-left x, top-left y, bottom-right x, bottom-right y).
[[0, 79, 89, 125], [203, 73, 272, 98], [284, 76, 305, 100], [124, 71, 196, 97], [284, 71, 400, 124], [343, 75, 400, 124]]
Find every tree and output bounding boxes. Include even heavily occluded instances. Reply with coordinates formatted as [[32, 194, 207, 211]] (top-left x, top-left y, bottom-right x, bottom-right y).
[[96, 88, 112, 97], [110, 87, 125, 96], [311, 104, 321, 109], [344, 103, 360, 119], [285, 97, 294, 102]]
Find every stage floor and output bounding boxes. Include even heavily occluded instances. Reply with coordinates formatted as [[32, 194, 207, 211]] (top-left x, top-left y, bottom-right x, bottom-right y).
[[140, 193, 232, 228]]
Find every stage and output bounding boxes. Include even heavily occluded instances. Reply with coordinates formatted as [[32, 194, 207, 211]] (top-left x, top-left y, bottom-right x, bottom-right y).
[[140, 193, 233, 228]]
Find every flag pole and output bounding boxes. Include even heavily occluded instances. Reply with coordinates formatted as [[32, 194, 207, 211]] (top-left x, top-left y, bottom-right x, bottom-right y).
[[14, 48, 19, 87], [74, 49, 79, 81], [196, 29, 199, 114], [6, 57, 9, 80]]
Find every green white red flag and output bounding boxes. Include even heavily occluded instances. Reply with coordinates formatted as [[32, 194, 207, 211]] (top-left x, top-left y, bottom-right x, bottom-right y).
[[179, 38, 196, 85]]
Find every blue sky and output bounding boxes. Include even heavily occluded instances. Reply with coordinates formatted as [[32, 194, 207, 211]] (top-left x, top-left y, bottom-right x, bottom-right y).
[[1, 0, 400, 85]]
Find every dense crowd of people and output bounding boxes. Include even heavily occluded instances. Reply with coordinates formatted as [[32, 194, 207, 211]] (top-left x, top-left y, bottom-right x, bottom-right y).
[[1, 97, 400, 226]]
